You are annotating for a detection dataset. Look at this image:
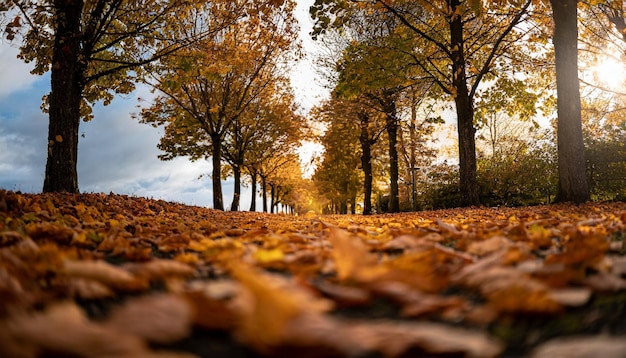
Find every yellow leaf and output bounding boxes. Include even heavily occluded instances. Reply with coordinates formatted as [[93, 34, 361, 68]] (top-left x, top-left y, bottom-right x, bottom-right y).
[[230, 264, 301, 348], [254, 248, 285, 264], [188, 240, 207, 252], [328, 227, 382, 281], [55, 135, 63, 142]]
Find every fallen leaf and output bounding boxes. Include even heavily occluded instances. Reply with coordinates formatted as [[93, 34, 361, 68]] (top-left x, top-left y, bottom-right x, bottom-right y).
[[63, 259, 142, 291], [230, 264, 305, 348], [283, 313, 503, 358], [5, 302, 148, 357], [105, 293, 193, 344], [532, 335, 626, 358], [327, 226, 386, 281], [122, 259, 196, 281]]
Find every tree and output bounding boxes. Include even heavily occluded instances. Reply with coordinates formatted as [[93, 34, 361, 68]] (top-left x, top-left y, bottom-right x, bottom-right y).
[[550, 0, 590, 203], [312, 99, 364, 214], [397, 88, 442, 211], [260, 153, 302, 213], [333, 22, 412, 213], [2, 1, 233, 193], [238, 89, 303, 211], [222, 85, 302, 211], [311, 0, 536, 206], [140, 0, 299, 210]]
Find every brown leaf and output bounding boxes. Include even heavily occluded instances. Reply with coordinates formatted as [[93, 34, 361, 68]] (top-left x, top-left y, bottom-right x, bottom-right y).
[[230, 264, 306, 348], [122, 259, 196, 281], [481, 275, 562, 313], [5, 302, 147, 357], [466, 236, 512, 257], [105, 293, 192, 344], [62, 260, 143, 291], [66, 278, 115, 300], [183, 289, 237, 330], [532, 336, 626, 358], [230, 264, 332, 350], [327, 226, 386, 281], [548, 288, 592, 307], [313, 280, 371, 307], [283, 314, 503, 358]]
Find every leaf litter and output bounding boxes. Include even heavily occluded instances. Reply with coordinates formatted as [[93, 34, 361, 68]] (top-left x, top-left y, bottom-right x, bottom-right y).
[[1, 190, 626, 357]]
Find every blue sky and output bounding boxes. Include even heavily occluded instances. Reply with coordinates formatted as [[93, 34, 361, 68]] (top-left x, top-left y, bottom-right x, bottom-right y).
[[0, 0, 325, 210]]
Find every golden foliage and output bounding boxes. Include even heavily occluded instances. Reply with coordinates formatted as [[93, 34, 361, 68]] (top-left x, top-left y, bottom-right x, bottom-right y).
[[1, 190, 626, 356]]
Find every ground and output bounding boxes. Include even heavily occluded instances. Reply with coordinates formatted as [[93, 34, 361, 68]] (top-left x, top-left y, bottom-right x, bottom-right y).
[[1, 190, 626, 357]]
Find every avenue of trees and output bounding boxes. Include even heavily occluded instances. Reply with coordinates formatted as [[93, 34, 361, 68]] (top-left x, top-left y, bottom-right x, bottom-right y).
[[309, 0, 626, 213], [1, 0, 625, 214], [1, 0, 309, 213]]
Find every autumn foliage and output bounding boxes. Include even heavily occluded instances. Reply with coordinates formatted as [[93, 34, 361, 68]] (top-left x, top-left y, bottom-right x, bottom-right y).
[[1, 190, 626, 357]]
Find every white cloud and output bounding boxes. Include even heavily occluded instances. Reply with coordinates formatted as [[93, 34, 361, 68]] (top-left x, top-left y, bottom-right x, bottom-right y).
[[291, 0, 329, 113], [0, 44, 39, 99], [0, 5, 322, 212]]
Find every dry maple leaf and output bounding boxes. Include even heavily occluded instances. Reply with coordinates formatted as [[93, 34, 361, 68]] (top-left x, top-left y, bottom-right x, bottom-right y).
[[282, 313, 503, 358], [532, 335, 626, 358], [3, 301, 185, 358], [230, 264, 303, 348], [62, 259, 144, 291], [327, 226, 386, 281], [229, 263, 332, 350], [104, 293, 193, 344]]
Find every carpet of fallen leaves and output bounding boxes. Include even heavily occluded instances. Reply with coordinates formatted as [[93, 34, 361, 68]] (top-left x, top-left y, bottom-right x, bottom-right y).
[[1, 190, 626, 357]]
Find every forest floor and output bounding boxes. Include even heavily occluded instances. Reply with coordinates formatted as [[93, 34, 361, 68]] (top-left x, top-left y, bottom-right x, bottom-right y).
[[1, 190, 626, 358]]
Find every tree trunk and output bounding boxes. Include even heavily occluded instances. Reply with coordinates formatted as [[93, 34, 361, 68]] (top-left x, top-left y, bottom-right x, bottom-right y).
[[359, 112, 373, 215], [261, 175, 268, 212], [550, 0, 590, 203], [340, 201, 348, 215], [230, 163, 241, 211], [43, 0, 85, 193], [384, 96, 400, 213], [249, 170, 257, 211], [449, 0, 480, 207], [270, 184, 275, 214], [350, 195, 356, 214], [211, 134, 224, 210], [409, 94, 418, 212]]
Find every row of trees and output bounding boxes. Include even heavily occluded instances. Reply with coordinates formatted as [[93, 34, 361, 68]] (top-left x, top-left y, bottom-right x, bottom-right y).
[[2, 1, 625, 214], [2, 0, 308, 212], [308, 0, 626, 213]]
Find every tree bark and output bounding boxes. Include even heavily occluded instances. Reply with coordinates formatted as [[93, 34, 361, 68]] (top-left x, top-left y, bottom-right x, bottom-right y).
[[261, 175, 268, 212], [550, 0, 590, 203], [211, 134, 224, 210], [383, 94, 400, 213], [43, 0, 85, 193], [230, 163, 241, 211], [249, 170, 257, 211], [270, 184, 276, 214], [359, 112, 374, 215], [449, 0, 480, 206]]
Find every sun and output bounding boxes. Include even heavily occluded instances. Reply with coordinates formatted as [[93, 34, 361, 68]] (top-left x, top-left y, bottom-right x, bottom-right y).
[[592, 57, 626, 91]]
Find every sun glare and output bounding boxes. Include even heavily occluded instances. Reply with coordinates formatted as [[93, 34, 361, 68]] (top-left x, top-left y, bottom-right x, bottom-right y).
[[593, 57, 626, 91]]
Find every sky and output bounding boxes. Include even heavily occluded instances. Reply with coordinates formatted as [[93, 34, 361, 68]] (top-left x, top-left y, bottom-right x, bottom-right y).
[[0, 0, 326, 210]]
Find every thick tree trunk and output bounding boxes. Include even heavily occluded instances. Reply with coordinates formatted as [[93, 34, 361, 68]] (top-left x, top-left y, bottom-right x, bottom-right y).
[[383, 96, 400, 213], [449, 0, 480, 207], [43, 0, 85, 193], [249, 171, 257, 211], [211, 134, 224, 210], [551, 0, 590, 203], [230, 164, 241, 211], [359, 112, 373, 215]]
